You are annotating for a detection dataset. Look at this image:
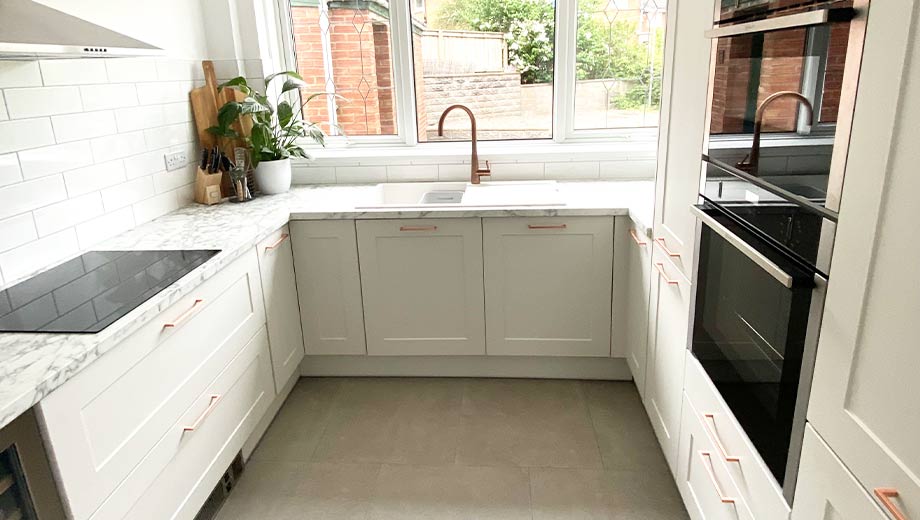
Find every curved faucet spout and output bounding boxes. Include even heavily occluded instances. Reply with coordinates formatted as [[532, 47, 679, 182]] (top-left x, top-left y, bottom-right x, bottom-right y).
[[438, 104, 491, 184], [737, 91, 814, 175]]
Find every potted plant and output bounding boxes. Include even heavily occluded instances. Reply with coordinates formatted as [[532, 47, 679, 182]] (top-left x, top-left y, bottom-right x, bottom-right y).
[[208, 71, 329, 195]]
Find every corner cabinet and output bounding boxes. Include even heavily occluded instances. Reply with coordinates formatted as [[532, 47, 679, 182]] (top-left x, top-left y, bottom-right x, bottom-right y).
[[356, 218, 486, 356], [482, 217, 613, 357], [256, 225, 305, 392], [290, 220, 367, 356]]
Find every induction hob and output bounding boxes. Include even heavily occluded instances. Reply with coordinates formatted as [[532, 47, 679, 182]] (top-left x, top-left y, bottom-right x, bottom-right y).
[[0, 250, 219, 333]]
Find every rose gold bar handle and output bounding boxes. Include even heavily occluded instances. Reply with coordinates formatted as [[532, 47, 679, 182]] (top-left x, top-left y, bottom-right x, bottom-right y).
[[655, 237, 681, 257], [655, 263, 680, 286], [400, 225, 438, 232], [528, 224, 567, 230], [264, 233, 290, 252], [629, 229, 648, 246], [702, 414, 741, 463], [183, 394, 221, 432], [163, 299, 204, 329], [875, 488, 909, 520], [700, 452, 736, 504]]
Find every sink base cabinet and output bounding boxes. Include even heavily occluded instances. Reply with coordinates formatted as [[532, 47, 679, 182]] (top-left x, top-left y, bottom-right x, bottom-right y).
[[357, 218, 486, 356], [482, 217, 614, 357]]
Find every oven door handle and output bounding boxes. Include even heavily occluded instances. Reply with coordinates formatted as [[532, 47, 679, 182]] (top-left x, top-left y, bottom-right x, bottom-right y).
[[705, 8, 857, 39], [691, 205, 794, 289]]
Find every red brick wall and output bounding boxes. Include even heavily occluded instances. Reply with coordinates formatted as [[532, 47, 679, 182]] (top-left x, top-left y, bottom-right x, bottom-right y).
[[373, 24, 396, 134], [756, 28, 807, 131], [820, 21, 849, 122], [292, 6, 330, 129]]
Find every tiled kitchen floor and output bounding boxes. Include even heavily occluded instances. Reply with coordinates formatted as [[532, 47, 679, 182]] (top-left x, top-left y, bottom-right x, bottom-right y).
[[216, 378, 689, 520]]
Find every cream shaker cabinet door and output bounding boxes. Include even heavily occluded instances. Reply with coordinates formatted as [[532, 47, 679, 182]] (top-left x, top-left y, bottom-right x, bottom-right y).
[[290, 220, 367, 355], [257, 225, 305, 392], [792, 426, 890, 520], [482, 217, 613, 357], [614, 218, 653, 398], [645, 245, 691, 473], [356, 218, 485, 356]]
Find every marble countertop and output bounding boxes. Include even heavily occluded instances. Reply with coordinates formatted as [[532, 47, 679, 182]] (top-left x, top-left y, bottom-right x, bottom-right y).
[[0, 180, 653, 429]]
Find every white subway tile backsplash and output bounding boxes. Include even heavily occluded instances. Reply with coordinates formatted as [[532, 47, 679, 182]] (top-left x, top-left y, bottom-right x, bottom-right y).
[[0, 175, 67, 221], [0, 229, 79, 283], [18, 141, 94, 180], [292, 165, 336, 184], [76, 207, 135, 249], [3, 87, 83, 119], [33, 193, 105, 237], [105, 59, 158, 83], [544, 161, 600, 180], [0, 154, 21, 188], [90, 131, 147, 163], [335, 166, 387, 184], [387, 164, 438, 182], [488, 162, 545, 181], [132, 191, 178, 224], [152, 164, 196, 193], [598, 160, 656, 179], [0, 214, 37, 253], [63, 161, 127, 197], [0, 119, 56, 154], [124, 150, 166, 179], [114, 105, 165, 132], [438, 163, 470, 181], [0, 92, 7, 121], [143, 123, 193, 150], [101, 176, 155, 211], [173, 183, 195, 206], [51, 111, 117, 143], [161, 102, 192, 124], [39, 59, 108, 86], [79, 83, 139, 111], [155, 60, 196, 81], [0, 62, 42, 88], [136, 81, 189, 105]]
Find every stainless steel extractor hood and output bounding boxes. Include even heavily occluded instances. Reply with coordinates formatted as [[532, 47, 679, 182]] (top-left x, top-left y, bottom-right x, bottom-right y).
[[0, 0, 164, 59]]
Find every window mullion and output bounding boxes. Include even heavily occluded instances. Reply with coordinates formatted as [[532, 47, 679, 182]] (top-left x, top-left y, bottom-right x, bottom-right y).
[[389, 0, 419, 146], [554, 0, 578, 143]]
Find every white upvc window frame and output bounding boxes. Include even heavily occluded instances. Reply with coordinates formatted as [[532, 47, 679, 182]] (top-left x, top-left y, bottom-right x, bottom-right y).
[[274, 0, 665, 157]]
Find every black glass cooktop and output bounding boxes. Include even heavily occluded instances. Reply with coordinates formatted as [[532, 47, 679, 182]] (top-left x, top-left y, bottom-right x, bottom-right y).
[[0, 250, 219, 334]]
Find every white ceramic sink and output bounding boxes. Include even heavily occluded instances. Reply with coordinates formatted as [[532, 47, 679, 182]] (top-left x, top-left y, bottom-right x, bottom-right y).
[[356, 181, 565, 209]]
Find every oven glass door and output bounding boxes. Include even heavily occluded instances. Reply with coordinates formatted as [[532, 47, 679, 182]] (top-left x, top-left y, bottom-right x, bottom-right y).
[[691, 205, 816, 485], [0, 446, 38, 520]]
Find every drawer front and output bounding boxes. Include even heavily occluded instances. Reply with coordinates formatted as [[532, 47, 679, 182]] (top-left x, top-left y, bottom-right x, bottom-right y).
[[684, 356, 791, 520], [116, 327, 274, 520], [257, 225, 305, 392], [39, 251, 265, 520], [677, 392, 755, 520]]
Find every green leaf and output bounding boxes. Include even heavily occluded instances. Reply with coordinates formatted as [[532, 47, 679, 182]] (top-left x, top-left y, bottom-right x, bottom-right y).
[[216, 101, 243, 129], [218, 77, 252, 95], [265, 71, 304, 86], [280, 78, 307, 95], [206, 125, 241, 139], [278, 101, 295, 128]]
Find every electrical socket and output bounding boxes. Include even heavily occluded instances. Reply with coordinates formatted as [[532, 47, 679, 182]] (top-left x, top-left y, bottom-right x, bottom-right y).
[[165, 150, 188, 171]]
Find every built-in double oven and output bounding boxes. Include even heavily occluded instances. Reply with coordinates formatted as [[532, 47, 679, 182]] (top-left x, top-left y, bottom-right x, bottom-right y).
[[690, 0, 869, 503]]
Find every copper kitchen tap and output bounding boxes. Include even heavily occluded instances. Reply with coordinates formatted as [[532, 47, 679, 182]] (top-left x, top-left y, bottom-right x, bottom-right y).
[[737, 91, 814, 174], [437, 105, 492, 184]]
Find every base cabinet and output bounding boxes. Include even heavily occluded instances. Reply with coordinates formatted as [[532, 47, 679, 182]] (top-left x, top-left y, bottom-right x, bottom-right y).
[[257, 225, 305, 392], [356, 218, 486, 356], [482, 217, 614, 357], [644, 245, 691, 472], [290, 220, 367, 355], [791, 426, 890, 520], [615, 219, 652, 397]]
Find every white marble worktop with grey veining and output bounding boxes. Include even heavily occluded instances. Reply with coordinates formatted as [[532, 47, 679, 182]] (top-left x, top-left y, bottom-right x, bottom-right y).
[[0, 180, 653, 429]]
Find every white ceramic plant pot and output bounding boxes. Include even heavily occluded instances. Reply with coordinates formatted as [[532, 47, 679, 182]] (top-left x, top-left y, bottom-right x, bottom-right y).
[[254, 158, 292, 195]]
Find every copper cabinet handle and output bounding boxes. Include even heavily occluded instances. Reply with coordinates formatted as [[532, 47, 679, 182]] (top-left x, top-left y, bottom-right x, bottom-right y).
[[183, 394, 221, 432], [702, 414, 741, 463], [655, 263, 680, 286], [163, 299, 204, 329], [264, 233, 290, 251], [629, 229, 648, 246], [528, 224, 567, 230], [700, 452, 736, 504], [655, 237, 681, 257], [400, 225, 438, 232], [875, 488, 909, 520]]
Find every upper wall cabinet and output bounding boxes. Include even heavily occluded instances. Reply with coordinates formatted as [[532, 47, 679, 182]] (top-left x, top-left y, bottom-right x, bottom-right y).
[[482, 217, 613, 357], [652, 0, 713, 280], [357, 218, 486, 356], [807, 2, 920, 517], [290, 220, 367, 356], [257, 225, 305, 392]]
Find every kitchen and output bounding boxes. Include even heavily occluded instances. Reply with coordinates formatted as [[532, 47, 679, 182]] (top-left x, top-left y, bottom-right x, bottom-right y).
[[0, 0, 916, 519]]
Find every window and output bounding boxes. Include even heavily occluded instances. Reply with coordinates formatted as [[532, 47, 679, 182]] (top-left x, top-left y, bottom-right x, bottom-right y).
[[282, 0, 668, 146]]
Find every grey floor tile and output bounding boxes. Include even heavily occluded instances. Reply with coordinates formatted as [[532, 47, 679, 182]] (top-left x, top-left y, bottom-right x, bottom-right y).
[[530, 467, 689, 520], [311, 378, 465, 465], [582, 381, 671, 473], [368, 464, 532, 520]]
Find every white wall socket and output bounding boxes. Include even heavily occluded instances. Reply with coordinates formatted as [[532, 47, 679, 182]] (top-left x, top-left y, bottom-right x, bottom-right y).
[[165, 150, 188, 171]]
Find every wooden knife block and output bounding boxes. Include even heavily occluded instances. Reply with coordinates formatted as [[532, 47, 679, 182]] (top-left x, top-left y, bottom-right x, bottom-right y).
[[194, 168, 223, 205]]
